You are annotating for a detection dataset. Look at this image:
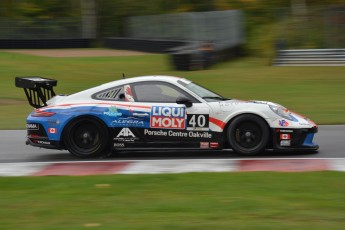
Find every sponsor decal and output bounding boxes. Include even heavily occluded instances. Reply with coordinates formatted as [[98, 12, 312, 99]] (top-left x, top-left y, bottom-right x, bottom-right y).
[[200, 142, 209, 149], [187, 114, 209, 131], [143, 129, 212, 138], [111, 117, 145, 127], [219, 102, 231, 108], [280, 134, 291, 140], [152, 106, 185, 117], [219, 101, 249, 110], [47, 119, 60, 126], [114, 143, 125, 148], [104, 106, 123, 117], [280, 140, 291, 146], [210, 142, 219, 148], [278, 120, 289, 127], [144, 129, 168, 136], [278, 129, 293, 133], [117, 128, 135, 138], [36, 140, 51, 145], [150, 106, 185, 129], [26, 123, 39, 130], [114, 128, 138, 142], [189, 131, 212, 138], [299, 122, 310, 126]]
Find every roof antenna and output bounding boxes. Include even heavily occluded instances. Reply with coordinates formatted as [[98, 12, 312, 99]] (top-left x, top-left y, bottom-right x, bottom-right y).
[[122, 73, 126, 79]]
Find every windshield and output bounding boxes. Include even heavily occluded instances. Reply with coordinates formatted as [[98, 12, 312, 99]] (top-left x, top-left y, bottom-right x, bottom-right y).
[[178, 80, 229, 102]]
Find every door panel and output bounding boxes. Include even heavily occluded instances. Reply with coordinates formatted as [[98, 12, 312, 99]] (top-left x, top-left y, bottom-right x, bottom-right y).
[[127, 102, 219, 149], [119, 81, 221, 149]]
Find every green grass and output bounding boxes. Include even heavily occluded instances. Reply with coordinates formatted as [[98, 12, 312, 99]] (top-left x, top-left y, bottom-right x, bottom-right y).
[[0, 172, 344, 229], [1, 51, 345, 129]]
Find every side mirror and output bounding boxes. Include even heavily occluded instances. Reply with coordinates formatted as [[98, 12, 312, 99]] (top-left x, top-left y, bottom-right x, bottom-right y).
[[176, 96, 193, 108]]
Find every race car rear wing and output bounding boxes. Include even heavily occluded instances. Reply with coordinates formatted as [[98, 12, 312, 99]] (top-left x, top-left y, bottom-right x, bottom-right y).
[[15, 76, 57, 109]]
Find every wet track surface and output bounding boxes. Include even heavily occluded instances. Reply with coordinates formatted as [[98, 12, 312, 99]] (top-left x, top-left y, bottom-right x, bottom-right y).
[[1, 125, 344, 163]]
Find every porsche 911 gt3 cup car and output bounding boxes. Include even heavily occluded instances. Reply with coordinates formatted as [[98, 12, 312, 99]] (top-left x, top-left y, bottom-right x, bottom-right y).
[[16, 75, 318, 158]]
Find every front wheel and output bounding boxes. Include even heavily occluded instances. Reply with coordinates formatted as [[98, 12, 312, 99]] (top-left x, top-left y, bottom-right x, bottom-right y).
[[227, 114, 269, 156], [63, 117, 109, 158]]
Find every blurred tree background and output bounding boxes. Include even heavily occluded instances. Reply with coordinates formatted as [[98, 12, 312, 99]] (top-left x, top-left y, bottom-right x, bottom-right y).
[[0, 0, 344, 57]]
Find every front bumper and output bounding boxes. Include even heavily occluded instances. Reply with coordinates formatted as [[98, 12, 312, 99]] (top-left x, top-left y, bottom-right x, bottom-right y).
[[272, 126, 319, 151]]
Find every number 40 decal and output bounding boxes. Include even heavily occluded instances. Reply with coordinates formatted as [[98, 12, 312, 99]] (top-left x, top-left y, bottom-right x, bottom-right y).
[[187, 114, 209, 130]]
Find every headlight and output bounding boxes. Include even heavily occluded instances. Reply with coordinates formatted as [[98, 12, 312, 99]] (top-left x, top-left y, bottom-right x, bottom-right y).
[[269, 105, 294, 121]]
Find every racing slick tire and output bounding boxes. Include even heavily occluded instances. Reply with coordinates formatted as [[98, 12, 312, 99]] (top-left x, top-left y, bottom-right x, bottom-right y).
[[63, 117, 109, 158], [227, 114, 269, 156]]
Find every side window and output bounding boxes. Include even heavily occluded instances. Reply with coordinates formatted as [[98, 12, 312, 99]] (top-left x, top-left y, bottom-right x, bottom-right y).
[[132, 82, 197, 103], [92, 86, 124, 101]]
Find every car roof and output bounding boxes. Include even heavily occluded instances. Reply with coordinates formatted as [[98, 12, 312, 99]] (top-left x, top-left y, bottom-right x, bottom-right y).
[[67, 75, 191, 99], [104, 75, 184, 86], [95, 75, 192, 90]]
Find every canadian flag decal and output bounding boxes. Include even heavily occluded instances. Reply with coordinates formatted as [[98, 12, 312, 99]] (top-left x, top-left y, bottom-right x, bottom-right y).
[[49, 128, 56, 134], [280, 134, 290, 140]]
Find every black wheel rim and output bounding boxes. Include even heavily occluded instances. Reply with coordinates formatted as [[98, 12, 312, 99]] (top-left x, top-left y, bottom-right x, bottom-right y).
[[234, 121, 262, 149], [71, 123, 100, 153]]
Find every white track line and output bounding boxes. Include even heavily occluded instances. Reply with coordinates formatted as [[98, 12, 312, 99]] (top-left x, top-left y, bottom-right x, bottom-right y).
[[0, 158, 345, 177]]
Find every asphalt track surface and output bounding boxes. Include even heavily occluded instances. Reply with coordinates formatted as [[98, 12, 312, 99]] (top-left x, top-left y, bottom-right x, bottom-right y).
[[1, 125, 344, 163]]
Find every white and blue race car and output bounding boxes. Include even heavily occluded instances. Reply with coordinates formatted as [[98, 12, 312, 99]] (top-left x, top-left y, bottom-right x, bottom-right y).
[[16, 75, 318, 158]]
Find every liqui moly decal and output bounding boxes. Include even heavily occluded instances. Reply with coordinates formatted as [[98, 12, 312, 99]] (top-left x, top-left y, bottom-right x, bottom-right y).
[[150, 106, 186, 129]]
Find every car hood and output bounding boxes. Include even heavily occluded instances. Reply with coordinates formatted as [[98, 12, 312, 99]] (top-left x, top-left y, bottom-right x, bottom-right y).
[[250, 100, 286, 108], [219, 99, 285, 110]]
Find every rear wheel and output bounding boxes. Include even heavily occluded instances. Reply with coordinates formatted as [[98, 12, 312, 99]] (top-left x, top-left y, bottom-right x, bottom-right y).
[[227, 114, 269, 156], [63, 117, 109, 158]]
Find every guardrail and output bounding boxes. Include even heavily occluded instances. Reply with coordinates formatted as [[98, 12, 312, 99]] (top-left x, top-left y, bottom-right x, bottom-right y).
[[103, 37, 187, 53], [0, 39, 92, 49], [273, 49, 345, 66]]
